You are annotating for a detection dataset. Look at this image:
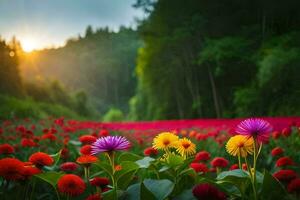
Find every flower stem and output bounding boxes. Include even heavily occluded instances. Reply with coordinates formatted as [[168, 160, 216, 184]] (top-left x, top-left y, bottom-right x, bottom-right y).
[[238, 153, 242, 169], [84, 166, 90, 181], [216, 167, 220, 175], [30, 179, 36, 200], [106, 152, 117, 199], [252, 139, 258, 200]]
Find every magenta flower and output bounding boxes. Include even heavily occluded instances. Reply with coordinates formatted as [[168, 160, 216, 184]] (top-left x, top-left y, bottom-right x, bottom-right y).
[[236, 118, 273, 143], [91, 136, 130, 154]]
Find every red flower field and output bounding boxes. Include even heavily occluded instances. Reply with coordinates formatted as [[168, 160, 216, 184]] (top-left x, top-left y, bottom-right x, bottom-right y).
[[0, 117, 299, 199]]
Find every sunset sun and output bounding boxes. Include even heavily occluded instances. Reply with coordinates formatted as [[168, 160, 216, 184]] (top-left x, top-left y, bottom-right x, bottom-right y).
[[21, 37, 39, 52]]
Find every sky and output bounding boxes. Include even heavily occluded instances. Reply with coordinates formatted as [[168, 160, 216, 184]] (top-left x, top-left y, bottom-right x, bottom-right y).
[[0, 0, 144, 51]]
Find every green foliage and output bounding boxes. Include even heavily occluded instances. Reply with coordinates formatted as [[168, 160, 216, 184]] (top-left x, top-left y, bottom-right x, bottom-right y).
[[103, 108, 124, 122], [260, 171, 288, 200], [21, 27, 142, 115], [34, 172, 64, 187], [131, 0, 300, 120], [0, 38, 24, 97], [124, 179, 174, 200], [0, 95, 83, 120]]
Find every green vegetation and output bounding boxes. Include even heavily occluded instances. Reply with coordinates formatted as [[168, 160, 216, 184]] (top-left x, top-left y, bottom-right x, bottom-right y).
[[0, 95, 82, 120], [103, 108, 125, 122], [21, 27, 141, 115], [130, 0, 300, 120]]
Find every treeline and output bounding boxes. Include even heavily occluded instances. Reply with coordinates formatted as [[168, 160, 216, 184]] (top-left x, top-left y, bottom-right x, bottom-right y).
[[0, 38, 97, 119], [21, 26, 141, 116], [2, 0, 300, 121], [129, 0, 300, 120]]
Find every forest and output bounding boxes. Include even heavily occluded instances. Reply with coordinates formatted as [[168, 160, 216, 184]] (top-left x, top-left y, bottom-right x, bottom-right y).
[[0, 0, 300, 121]]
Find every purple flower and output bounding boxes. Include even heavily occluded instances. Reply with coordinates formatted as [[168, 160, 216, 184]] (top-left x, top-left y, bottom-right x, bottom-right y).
[[91, 136, 130, 154], [236, 118, 273, 143]]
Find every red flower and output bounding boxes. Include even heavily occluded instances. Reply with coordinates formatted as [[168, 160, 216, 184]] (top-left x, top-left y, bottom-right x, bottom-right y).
[[271, 147, 284, 157], [49, 128, 57, 134], [60, 162, 79, 172], [115, 165, 122, 171], [16, 125, 26, 133], [57, 174, 86, 196], [99, 129, 109, 137], [80, 145, 92, 155], [41, 133, 57, 141], [194, 151, 211, 162], [276, 156, 294, 167], [242, 163, 247, 170], [22, 166, 41, 179], [76, 155, 98, 165], [79, 135, 97, 144], [31, 125, 36, 130], [63, 137, 70, 145], [61, 148, 69, 159], [192, 183, 226, 200], [229, 164, 239, 170], [29, 152, 54, 167], [288, 178, 300, 194], [102, 187, 111, 192], [273, 170, 297, 182], [143, 147, 158, 157], [272, 131, 281, 139], [282, 127, 292, 137], [189, 130, 197, 138], [90, 177, 109, 187], [210, 157, 229, 168], [0, 143, 15, 154], [86, 194, 102, 200], [21, 138, 37, 147], [190, 163, 208, 173], [0, 158, 24, 180], [54, 117, 64, 126]]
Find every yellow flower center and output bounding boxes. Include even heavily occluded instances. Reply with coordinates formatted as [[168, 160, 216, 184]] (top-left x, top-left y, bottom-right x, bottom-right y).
[[237, 141, 244, 148], [182, 142, 191, 149], [163, 139, 170, 146]]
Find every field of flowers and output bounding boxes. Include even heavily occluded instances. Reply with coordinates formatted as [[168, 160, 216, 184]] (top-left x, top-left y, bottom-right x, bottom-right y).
[[0, 117, 299, 200]]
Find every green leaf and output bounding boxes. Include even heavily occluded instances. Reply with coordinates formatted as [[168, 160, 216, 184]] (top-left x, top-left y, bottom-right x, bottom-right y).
[[124, 179, 174, 200], [115, 161, 139, 190], [179, 168, 196, 177], [34, 171, 64, 187], [103, 189, 123, 200], [217, 169, 249, 180], [115, 161, 139, 179], [90, 171, 105, 178], [69, 140, 81, 146], [173, 189, 197, 200], [141, 182, 157, 200], [124, 182, 156, 200], [93, 161, 113, 177], [143, 179, 174, 200], [260, 170, 287, 200], [166, 154, 184, 167], [44, 150, 61, 171], [158, 166, 170, 172], [118, 152, 142, 163], [117, 170, 138, 190], [216, 169, 250, 197], [136, 157, 155, 168], [124, 183, 140, 200]]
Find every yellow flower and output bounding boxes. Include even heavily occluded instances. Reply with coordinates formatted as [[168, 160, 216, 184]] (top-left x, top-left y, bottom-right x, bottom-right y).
[[153, 132, 179, 150], [176, 138, 196, 158], [226, 135, 254, 157]]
